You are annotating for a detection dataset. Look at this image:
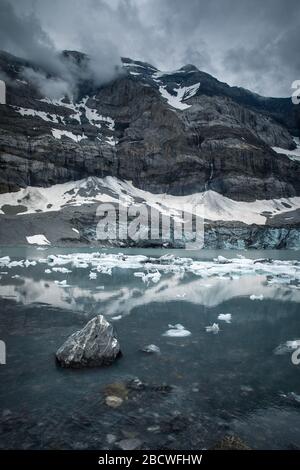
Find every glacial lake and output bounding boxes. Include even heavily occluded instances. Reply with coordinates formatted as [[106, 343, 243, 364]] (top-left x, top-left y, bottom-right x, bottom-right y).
[[0, 246, 300, 450]]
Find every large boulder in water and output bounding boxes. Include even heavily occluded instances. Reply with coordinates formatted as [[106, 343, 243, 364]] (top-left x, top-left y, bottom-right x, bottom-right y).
[[56, 315, 121, 368]]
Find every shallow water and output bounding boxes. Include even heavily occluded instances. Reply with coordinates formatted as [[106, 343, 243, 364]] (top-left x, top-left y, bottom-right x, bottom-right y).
[[0, 247, 300, 450]]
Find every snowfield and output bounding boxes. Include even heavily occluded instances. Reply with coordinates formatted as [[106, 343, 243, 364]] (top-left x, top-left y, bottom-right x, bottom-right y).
[[0, 176, 299, 225]]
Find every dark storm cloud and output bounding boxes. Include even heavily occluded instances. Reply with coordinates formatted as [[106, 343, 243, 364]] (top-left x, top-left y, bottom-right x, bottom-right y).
[[0, 0, 122, 98], [0, 0, 299, 97]]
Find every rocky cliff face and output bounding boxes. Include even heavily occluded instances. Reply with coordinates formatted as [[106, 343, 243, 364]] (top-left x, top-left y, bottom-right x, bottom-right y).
[[0, 50, 299, 200], [0, 49, 300, 248]]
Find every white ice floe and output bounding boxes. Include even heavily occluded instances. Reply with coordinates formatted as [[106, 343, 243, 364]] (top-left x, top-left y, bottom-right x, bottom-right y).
[[134, 270, 161, 284], [89, 272, 97, 280], [54, 280, 70, 287], [111, 315, 122, 321], [159, 83, 200, 110], [52, 267, 72, 274], [72, 228, 79, 234], [26, 235, 51, 246], [205, 323, 220, 334], [250, 294, 264, 301], [218, 313, 232, 323], [37, 252, 300, 292], [274, 339, 300, 355], [24, 260, 37, 268], [163, 323, 191, 337], [45, 269, 51, 274], [0, 256, 10, 267], [142, 344, 161, 354]]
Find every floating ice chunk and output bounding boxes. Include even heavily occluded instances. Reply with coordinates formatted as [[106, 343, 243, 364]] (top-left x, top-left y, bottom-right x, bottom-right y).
[[11, 274, 20, 279], [45, 269, 51, 274], [72, 228, 79, 234], [274, 339, 300, 355], [111, 315, 122, 321], [214, 255, 231, 264], [218, 313, 232, 323], [289, 392, 300, 403], [89, 272, 97, 280], [134, 271, 161, 284], [280, 391, 300, 403], [146, 271, 161, 283], [163, 324, 191, 337], [168, 323, 185, 330], [24, 260, 37, 268], [75, 262, 89, 269], [250, 294, 264, 301], [52, 267, 72, 274], [0, 256, 10, 267], [205, 323, 220, 334], [8, 260, 24, 268], [142, 344, 161, 354], [54, 280, 70, 287], [176, 293, 186, 298], [27, 235, 51, 246]]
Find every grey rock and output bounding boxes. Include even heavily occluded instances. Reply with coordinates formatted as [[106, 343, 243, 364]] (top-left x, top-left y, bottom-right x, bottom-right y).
[[56, 315, 121, 368]]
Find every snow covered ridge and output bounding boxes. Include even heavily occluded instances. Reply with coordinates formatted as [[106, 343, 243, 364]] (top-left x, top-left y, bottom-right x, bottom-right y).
[[0, 176, 299, 225], [122, 58, 201, 110]]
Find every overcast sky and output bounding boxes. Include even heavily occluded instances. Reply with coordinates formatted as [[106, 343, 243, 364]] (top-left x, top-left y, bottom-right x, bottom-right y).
[[1, 0, 299, 97]]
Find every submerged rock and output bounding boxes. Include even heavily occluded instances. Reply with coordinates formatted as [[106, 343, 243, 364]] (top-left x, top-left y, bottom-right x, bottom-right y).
[[211, 435, 251, 450], [141, 344, 161, 354], [56, 315, 121, 368], [105, 396, 123, 408], [117, 438, 142, 450]]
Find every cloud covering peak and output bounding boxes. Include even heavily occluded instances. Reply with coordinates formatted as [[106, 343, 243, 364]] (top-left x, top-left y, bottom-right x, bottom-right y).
[[0, 0, 299, 97]]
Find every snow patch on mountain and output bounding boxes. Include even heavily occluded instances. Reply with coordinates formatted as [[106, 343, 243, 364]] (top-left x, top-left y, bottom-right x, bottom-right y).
[[158, 83, 200, 110], [26, 234, 51, 245], [272, 137, 300, 162], [51, 129, 87, 142], [14, 107, 65, 124], [0, 177, 299, 225]]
